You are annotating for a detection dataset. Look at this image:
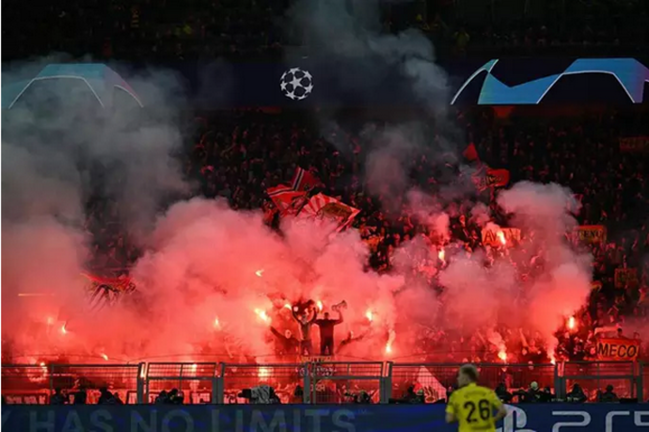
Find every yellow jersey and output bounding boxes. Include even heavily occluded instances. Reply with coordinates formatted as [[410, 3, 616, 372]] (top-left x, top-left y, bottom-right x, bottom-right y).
[[446, 383, 503, 432]]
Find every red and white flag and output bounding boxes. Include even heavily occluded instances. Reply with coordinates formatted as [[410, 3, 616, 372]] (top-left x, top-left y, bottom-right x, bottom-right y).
[[486, 168, 510, 188], [299, 193, 360, 232], [266, 185, 308, 215], [290, 167, 320, 191]]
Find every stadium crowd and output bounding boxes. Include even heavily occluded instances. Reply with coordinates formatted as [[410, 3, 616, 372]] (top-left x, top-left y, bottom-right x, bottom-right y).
[[3, 0, 649, 409], [82, 105, 649, 365], [3, 0, 647, 62]]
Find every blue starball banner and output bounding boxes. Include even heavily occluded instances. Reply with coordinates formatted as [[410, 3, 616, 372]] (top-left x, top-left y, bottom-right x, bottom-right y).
[[450, 58, 649, 105], [2, 404, 648, 432], [3, 57, 648, 110]]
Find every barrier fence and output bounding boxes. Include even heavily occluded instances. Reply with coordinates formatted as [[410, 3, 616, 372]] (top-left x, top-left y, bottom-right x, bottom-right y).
[[2, 361, 647, 404]]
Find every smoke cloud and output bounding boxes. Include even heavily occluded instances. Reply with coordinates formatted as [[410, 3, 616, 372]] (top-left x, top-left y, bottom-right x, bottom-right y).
[[1, 62, 189, 360], [2, 1, 597, 367]]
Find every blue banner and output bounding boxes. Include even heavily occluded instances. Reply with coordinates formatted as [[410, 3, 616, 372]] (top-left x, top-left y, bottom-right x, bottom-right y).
[[2, 404, 648, 432], [4, 57, 647, 110]]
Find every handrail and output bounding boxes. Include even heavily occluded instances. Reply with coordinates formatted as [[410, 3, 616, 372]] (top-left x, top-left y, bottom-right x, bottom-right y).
[[1, 360, 646, 403]]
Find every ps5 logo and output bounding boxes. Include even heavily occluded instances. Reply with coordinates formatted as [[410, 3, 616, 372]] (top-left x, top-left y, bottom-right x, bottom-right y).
[[496, 405, 536, 432], [604, 411, 649, 432], [497, 407, 649, 432], [551, 411, 591, 432], [551, 410, 649, 431]]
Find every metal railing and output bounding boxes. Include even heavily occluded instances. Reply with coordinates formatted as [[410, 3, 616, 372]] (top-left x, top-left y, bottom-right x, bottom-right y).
[[221, 363, 307, 404], [2, 363, 144, 405], [558, 361, 638, 401], [310, 361, 384, 404], [387, 362, 557, 403], [145, 362, 218, 404], [2, 361, 646, 404]]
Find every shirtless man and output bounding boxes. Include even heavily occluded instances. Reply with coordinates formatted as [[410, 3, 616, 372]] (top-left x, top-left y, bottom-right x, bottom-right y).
[[292, 305, 317, 356]]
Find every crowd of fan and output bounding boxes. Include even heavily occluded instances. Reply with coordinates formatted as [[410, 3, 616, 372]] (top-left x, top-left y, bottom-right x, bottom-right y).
[[3, 0, 647, 62], [80, 105, 649, 365], [188, 108, 649, 362]]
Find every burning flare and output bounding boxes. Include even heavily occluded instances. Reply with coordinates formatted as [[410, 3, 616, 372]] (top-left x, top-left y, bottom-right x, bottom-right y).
[[258, 367, 271, 379], [438, 248, 445, 262], [213, 317, 221, 329], [498, 350, 507, 362], [385, 329, 396, 355], [283, 303, 292, 310], [365, 310, 374, 322], [60, 324, 67, 335], [567, 316, 576, 330], [316, 300, 323, 312], [255, 269, 264, 277], [100, 353, 109, 361], [254, 309, 270, 324], [497, 231, 506, 245]]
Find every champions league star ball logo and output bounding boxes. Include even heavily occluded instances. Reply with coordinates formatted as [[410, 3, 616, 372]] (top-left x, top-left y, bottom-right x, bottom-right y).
[[280, 68, 314, 100]]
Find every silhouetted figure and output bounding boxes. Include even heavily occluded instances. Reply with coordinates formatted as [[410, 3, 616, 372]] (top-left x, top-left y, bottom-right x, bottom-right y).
[[567, 383, 587, 403], [72, 388, 87, 405], [599, 385, 619, 402], [98, 387, 117, 405], [515, 381, 540, 403], [292, 306, 317, 355], [50, 388, 69, 405], [155, 390, 168, 404], [168, 388, 184, 404], [538, 386, 554, 402], [495, 383, 513, 403], [315, 311, 343, 355], [401, 386, 425, 404]]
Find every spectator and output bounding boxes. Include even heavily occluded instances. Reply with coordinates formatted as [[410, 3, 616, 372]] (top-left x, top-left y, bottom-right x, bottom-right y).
[[167, 388, 184, 405], [315, 310, 344, 356], [72, 388, 87, 405], [495, 383, 513, 403], [516, 381, 540, 403], [154, 390, 168, 404], [538, 386, 554, 403], [599, 385, 619, 403], [566, 384, 588, 403], [97, 387, 117, 405], [50, 388, 69, 405]]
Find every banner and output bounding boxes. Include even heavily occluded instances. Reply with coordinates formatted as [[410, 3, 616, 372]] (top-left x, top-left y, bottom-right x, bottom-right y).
[[299, 193, 360, 232], [575, 225, 606, 244], [81, 273, 136, 311], [486, 168, 510, 188], [614, 268, 639, 289], [470, 164, 488, 192], [3, 404, 649, 432], [619, 136, 649, 152], [481, 227, 521, 247], [414, 366, 446, 403], [290, 167, 321, 192], [266, 185, 307, 215], [463, 143, 479, 162], [596, 338, 641, 360]]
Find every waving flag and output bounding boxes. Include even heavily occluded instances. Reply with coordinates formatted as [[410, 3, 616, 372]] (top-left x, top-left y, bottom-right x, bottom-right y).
[[290, 167, 321, 191], [486, 168, 510, 188], [299, 193, 360, 232], [81, 273, 136, 311], [463, 143, 480, 162], [266, 185, 308, 215]]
